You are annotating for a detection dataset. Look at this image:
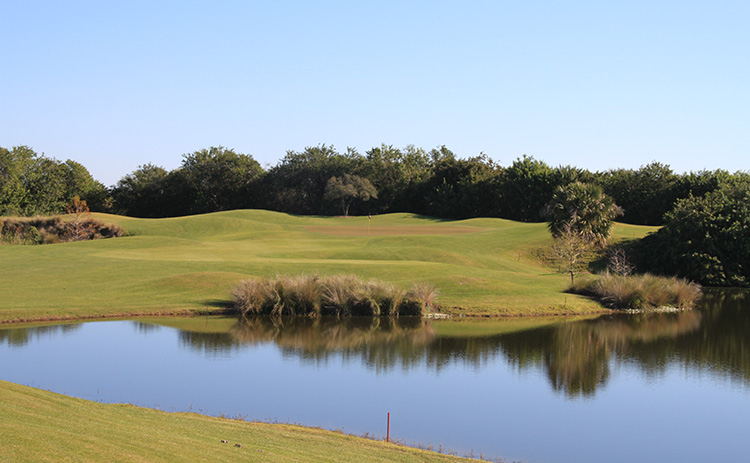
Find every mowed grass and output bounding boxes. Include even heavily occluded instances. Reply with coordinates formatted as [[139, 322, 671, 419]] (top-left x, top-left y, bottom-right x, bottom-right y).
[[0, 380, 475, 463], [0, 210, 658, 322]]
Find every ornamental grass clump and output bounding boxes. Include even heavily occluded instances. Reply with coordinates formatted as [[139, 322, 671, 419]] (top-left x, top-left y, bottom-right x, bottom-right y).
[[400, 283, 440, 316], [366, 282, 405, 317], [276, 275, 322, 316], [320, 274, 363, 316], [231, 278, 277, 315], [232, 274, 438, 317], [570, 272, 701, 311]]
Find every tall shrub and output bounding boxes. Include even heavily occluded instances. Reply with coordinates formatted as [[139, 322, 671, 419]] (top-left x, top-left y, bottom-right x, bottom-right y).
[[637, 181, 750, 287]]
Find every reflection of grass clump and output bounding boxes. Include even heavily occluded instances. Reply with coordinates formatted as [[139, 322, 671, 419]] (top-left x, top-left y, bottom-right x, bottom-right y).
[[229, 316, 434, 354], [569, 272, 701, 310], [232, 274, 438, 317]]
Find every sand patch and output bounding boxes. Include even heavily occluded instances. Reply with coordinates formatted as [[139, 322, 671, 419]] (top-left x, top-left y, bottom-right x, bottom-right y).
[[305, 225, 487, 236]]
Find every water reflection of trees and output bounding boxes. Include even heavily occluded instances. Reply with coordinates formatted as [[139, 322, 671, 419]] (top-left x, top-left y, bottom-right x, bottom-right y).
[[178, 330, 240, 355], [502, 291, 750, 396], [624, 290, 750, 383], [169, 289, 750, 396], [2, 292, 746, 398], [0, 323, 83, 347], [541, 311, 702, 397], [132, 322, 163, 335]]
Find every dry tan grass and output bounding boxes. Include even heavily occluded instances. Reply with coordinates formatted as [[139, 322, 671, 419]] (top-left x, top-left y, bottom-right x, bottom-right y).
[[571, 272, 702, 310], [233, 274, 438, 317]]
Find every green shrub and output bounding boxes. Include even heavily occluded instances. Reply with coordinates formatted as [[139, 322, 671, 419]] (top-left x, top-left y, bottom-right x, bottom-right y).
[[636, 181, 750, 287]]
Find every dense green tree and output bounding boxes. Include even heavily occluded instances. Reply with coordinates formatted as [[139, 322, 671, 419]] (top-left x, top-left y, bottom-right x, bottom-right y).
[[0, 146, 36, 215], [111, 164, 170, 217], [263, 145, 362, 215], [323, 174, 377, 216], [59, 160, 109, 212], [176, 146, 264, 214], [360, 144, 431, 213], [637, 181, 750, 286], [496, 156, 556, 221], [544, 182, 622, 246], [420, 152, 500, 218], [21, 157, 69, 214], [0, 145, 105, 216], [111, 147, 263, 217], [674, 169, 731, 198], [597, 162, 679, 225]]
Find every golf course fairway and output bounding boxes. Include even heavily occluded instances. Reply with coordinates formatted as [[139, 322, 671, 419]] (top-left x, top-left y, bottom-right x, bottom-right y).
[[0, 210, 657, 323]]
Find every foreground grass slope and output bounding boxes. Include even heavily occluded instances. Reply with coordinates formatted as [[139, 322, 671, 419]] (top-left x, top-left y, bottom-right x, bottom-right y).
[[0, 210, 657, 322], [0, 380, 473, 463]]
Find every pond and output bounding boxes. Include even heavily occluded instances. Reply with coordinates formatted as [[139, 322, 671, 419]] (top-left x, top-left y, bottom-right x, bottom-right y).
[[1, 288, 749, 463]]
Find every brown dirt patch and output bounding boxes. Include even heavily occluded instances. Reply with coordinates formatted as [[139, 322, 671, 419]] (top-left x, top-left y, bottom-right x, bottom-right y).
[[305, 225, 487, 236]]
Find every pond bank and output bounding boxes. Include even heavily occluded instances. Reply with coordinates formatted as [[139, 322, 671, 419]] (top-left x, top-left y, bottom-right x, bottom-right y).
[[0, 303, 612, 326], [0, 380, 479, 463]]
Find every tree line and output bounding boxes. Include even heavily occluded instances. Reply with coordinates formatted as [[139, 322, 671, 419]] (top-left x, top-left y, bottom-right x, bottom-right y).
[[2, 143, 748, 286], [0, 146, 109, 216], [3, 143, 746, 226]]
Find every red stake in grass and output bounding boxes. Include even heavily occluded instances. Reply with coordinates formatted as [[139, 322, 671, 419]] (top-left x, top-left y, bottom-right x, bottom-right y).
[[387, 412, 390, 442]]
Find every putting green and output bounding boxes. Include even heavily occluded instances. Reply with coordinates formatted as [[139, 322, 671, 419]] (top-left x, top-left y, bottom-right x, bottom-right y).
[[305, 225, 488, 236]]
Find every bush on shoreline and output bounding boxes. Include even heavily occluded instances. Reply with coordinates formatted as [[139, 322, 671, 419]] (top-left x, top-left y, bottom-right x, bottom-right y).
[[232, 274, 439, 317], [569, 272, 701, 311], [0, 216, 123, 245]]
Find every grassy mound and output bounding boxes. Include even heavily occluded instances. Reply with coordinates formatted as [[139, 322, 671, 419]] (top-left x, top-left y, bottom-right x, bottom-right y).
[[0, 380, 475, 463], [569, 273, 702, 310], [0, 210, 658, 322]]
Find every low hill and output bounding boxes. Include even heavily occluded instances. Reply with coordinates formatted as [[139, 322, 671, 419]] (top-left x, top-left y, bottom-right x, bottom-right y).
[[0, 210, 657, 322]]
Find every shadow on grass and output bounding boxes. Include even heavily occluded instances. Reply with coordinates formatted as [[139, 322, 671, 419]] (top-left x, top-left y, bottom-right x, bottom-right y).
[[201, 299, 235, 310], [588, 238, 641, 274]]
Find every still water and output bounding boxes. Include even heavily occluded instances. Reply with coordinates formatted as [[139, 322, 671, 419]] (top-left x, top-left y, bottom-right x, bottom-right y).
[[1, 289, 749, 463]]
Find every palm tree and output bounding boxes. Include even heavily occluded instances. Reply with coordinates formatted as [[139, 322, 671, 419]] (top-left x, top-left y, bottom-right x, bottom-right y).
[[544, 182, 622, 247]]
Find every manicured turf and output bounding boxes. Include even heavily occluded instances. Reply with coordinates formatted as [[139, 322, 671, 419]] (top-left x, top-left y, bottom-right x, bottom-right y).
[[0, 210, 657, 322], [0, 380, 476, 463]]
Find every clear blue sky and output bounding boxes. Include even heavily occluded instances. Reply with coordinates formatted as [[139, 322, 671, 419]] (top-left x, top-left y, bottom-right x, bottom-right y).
[[2, 1, 748, 186]]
